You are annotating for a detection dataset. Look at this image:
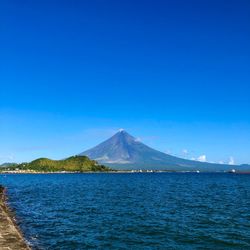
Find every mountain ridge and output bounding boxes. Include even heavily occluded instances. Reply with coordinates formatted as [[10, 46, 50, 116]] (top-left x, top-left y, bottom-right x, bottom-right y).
[[80, 130, 249, 171]]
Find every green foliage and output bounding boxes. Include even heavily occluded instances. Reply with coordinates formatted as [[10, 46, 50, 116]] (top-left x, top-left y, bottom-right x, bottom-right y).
[[1, 156, 111, 172], [0, 163, 18, 168]]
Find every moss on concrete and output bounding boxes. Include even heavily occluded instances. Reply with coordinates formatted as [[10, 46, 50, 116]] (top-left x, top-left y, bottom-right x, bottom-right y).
[[0, 185, 30, 250]]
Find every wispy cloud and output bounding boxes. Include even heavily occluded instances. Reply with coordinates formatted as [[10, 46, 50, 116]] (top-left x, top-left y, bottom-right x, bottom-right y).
[[134, 137, 142, 142], [182, 149, 188, 155], [190, 154, 207, 162], [229, 156, 235, 165], [182, 149, 189, 158], [165, 149, 172, 155], [197, 155, 207, 162]]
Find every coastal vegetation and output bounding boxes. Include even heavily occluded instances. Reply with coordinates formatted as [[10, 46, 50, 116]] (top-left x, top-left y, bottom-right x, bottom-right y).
[[0, 156, 111, 173]]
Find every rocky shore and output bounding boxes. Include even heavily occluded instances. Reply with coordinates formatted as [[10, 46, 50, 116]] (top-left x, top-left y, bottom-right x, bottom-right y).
[[0, 185, 30, 250]]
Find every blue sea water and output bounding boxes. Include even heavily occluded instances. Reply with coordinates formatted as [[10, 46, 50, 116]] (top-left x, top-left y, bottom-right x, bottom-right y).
[[0, 173, 250, 250]]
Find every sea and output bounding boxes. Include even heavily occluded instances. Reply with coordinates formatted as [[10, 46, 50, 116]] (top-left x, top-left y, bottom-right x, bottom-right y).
[[0, 173, 249, 250]]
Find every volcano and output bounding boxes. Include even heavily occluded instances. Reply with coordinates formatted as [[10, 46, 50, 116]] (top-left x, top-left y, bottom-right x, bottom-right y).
[[79, 130, 247, 171]]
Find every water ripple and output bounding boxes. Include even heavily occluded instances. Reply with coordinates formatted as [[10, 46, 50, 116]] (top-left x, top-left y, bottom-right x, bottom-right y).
[[0, 173, 250, 249]]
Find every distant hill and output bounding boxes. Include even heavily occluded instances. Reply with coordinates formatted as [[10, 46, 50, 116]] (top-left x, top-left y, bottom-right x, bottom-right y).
[[0, 162, 18, 168], [1, 156, 110, 172], [80, 130, 250, 171]]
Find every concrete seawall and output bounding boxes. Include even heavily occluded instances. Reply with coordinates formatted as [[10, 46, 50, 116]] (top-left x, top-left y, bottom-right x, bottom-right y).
[[0, 185, 30, 250]]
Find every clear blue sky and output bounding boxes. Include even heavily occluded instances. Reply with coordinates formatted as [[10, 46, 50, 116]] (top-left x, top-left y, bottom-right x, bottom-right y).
[[0, 0, 249, 164]]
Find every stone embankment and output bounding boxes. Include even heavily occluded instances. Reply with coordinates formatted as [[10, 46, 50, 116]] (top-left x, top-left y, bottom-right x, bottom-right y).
[[0, 185, 30, 250]]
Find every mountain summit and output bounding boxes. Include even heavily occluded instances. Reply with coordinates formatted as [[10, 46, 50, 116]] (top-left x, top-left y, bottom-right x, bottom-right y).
[[79, 130, 247, 171], [80, 130, 142, 164]]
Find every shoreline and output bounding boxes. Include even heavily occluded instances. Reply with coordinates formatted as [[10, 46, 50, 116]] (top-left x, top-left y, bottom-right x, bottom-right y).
[[1, 170, 249, 174], [0, 185, 31, 250]]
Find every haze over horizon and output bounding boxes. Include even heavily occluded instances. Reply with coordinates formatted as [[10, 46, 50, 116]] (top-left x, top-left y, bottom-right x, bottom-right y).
[[0, 0, 249, 165]]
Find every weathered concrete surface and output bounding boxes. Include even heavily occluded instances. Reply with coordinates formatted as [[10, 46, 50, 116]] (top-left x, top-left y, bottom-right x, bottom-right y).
[[0, 186, 30, 250]]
